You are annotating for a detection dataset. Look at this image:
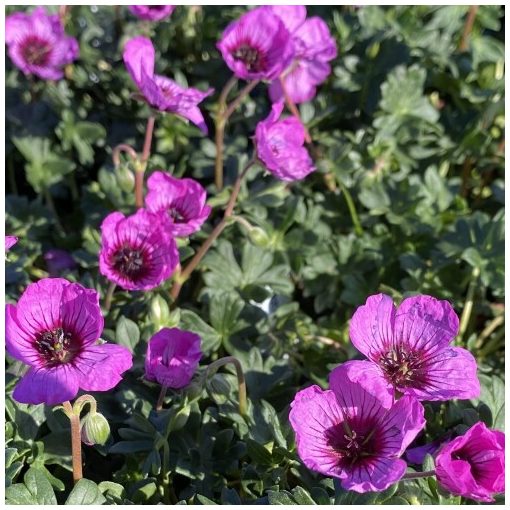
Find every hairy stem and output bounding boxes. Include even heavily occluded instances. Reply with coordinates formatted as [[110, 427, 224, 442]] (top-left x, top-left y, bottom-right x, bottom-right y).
[[156, 385, 168, 412], [104, 281, 117, 312], [214, 79, 259, 191], [279, 76, 311, 143], [63, 401, 83, 484], [402, 470, 436, 480], [170, 159, 256, 301], [140, 115, 156, 170], [206, 356, 247, 416], [112, 143, 138, 168]]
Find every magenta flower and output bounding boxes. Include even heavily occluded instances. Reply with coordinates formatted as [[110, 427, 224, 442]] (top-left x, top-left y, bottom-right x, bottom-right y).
[[6, 278, 132, 405], [255, 102, 314, 181], [435, 422, 504, 502], [5, 236, 18, 251], [44, 248, 77, 276], [217, 6, 294, 81], [123, 36, 213, 134], [5, 7, 79, 80], [290, 361, 425, 492], [145, 171, 211, 237], [268, 7, 337, 104], [99, 209, 179, 291], [145, 328, 202, 388], [348, 294, 480, 401], [128, 5, 175, 21]]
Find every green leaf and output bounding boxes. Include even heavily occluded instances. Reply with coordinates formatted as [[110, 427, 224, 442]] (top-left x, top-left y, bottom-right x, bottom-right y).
[[6, 467, 57, 505], [115, 316, 140, 353], [477, 374, 505, 430], [65, 479, 106, 505]]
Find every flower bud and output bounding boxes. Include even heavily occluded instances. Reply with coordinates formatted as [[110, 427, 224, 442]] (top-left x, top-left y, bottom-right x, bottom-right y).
[[248, 226, 271, 248], [81, 412, 110, 446], [115, 164, 135, 193]]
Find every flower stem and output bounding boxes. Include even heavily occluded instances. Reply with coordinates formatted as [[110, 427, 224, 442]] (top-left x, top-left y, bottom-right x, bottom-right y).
[[214, 79, 259, 191], [141, 115, 156, 170], [112, 143, 138, 168], [459, 6, 479, 51], [104, 281, 117, 312], [43, 187, 65, 236], [458, 265, 481, 344], [206, 356, 247, 416], [337, 178, 363, 236], [62, 401, 83, 484], [156, 385, 168, 411], [402, 470, 436, 480], [170, 159, 256, 301], [279, 76, 311, 143]]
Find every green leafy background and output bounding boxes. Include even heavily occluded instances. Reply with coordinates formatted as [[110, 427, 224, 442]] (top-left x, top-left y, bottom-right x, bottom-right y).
[[5, 5, 504, 505]]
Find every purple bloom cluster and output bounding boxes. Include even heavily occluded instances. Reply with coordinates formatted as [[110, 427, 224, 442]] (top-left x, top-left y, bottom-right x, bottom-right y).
[[128, 5, 175, 21], [6, 7, 79, 80]]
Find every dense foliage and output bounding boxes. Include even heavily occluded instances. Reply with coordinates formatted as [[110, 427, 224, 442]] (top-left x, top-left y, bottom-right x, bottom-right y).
[[5, 5, 504, 505]]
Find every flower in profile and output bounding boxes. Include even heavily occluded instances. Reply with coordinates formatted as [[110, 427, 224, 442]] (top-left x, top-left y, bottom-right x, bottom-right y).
[[268, 6, 337, 104], [6, 278, 132, 405], [145, 171, 211, 237], [5, 236, 18, 251], [5, 7, 79, 80], [290, 361, 425, 492], [217, 6, 294, 81], [145, 328, 202, 388], [44, 248, 77, 276], [348, 294, 480, 401], [128, 5, 175, 21], [255, 102, 314, 181], [435, 422, 504, 502], [123, 36, 213, 133], [99, 209, 179, 291]]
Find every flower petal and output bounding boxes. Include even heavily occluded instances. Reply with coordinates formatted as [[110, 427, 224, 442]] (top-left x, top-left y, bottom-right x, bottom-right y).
[[341, 457, 407, 493], [123, 35, 155, 87]]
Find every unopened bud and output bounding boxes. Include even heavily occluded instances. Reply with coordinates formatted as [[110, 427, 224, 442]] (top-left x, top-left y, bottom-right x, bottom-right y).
[[115, 164, 135, 193], [81, 411, 110, 446], [248, 226, 271, 248]]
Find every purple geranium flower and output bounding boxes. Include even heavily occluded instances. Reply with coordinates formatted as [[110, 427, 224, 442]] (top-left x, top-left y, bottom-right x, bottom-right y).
[[348, 294, 480, 401], [123, 36, 213, 134], [5, 7, 79, 80], [44, 248, 77, 276], [6, 278, 132, 405], [255, 102, 314, 181], [290, 361, 425, 492], [268, 6, 337, 104], [217, 6, 294, 81], [6, 236, 18, 251], [99, 209, 179, 291], [435, 422, 504, 502], [128, 5, 175, 21], [145, 328, 202, 388], [145, 171, 211, 237]]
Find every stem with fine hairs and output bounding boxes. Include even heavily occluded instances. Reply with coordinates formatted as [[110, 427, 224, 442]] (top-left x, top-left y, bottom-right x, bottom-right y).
[[170, 159, 256, 302], [62, 401, 83, 484], [134, 115, 156, 208]]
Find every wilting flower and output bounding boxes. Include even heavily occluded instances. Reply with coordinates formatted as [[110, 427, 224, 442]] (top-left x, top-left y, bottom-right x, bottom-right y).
[[268, 6, 337, 104], [348, 294, 480, 401], [6, 278, 132, 405], [436, 422, 504, 502], [128, 5, 175, 21], [217, 6, 294, 81], [123, 36, 213, 133], [290, 361, 425, 492], [99, 209, 179, 291], [145, 171, 211, 237], [5, 236, 18, 251], [5, 7, 79, 80], [255, 102, 314, 181], [145, 328, 202, 388], [44, 248, 76, 276]]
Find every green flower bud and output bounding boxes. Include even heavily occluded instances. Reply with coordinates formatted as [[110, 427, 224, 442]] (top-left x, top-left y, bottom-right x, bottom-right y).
[[115, 164, 135, 193], [248, 226, 271, 248], [81, 412, 110, 446]]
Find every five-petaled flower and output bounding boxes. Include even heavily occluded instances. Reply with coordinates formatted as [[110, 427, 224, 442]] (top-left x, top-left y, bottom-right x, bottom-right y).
[[217, 6, 294, 81], [145, 171, 212, 237], [268, 6, 337, 104], [255, 102, 314, 181], [290, 361, 425, 493], [145, 328, 202, 388], [348, 294, 480, 401], [128, 5, 175, 21], [6, 278, 132, 405], [5, 7, 79, 80], [435, 422, 504, 503], [99, 209, 179, 291], [123, 36, 213, 133]]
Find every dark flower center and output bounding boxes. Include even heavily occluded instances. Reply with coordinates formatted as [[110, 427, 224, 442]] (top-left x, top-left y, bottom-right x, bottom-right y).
[[379, 347, 425, 388], [21, 36, 52, 67], [326, 421, 377, 466], [168, 207, 186, 223], [112, 245, 146, 280], [148, 6, 168, 12], [35, 327, 76, 365], [232, 44, 265, 72]]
